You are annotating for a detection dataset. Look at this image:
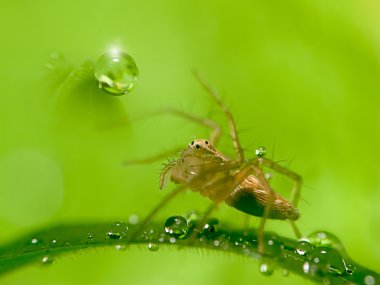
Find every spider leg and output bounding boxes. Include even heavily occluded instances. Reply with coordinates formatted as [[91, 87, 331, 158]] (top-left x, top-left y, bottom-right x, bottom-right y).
[[161, 108, 222, 146], [260, 157, 303, 208], [124, 148, 182, 166], [128, 184, 187, 241], [254, 157, 303, 240], [249, 162, 276, 254], [193, 72, 245, 162]]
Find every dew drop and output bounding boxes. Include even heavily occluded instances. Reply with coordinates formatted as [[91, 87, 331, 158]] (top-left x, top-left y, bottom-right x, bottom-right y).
[[107, 221, 128, 240], [306, 247, 347, 277], [364, 275, 376, 285], [115, 244, 126, 251], [88, 233, 94, 240], [262, 235, 283, 257], [281, 268, 289, 277], [128, 214, 139, 225], [201, 218, 220, 237], [255, 146, 267, 158], [31, 238, 38, 244], [169, 237, 176, 243], [94, 51, 138, 95], [259, 260, 275, 276], [295, 240, 314, 257], [164, 216, 188, 238], [41, 256, 54, 265], [307, 231, 345, 254], [148, 242, 159, 252]]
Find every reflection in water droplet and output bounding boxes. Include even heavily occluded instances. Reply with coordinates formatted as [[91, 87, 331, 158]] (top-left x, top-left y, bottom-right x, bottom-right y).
[[148, 242, 159, 252], [94, 51, 138, 95], [31, 238, 38, 244], [164, 216, 189, 238], [255, 146, 267, 158], [295, 240, 314, 257], [364, 275, 376, 285], [107, 221, 129, 240], [259, 260, 274, 276]]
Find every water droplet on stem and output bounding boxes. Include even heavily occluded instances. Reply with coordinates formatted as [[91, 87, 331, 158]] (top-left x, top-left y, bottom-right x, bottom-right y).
[[164, 216, 188, 238]]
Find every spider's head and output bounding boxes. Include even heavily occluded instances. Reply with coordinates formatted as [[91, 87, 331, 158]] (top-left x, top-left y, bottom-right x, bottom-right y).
[[188, 139, 213, 150]]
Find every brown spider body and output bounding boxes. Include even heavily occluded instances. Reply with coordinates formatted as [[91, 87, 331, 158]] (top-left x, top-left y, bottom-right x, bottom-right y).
[[160, 139, 300, 221]]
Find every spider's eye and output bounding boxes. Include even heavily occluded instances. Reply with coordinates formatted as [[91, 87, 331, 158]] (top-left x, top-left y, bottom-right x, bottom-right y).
[[191, 141, 194, 145], [205, 141, 209, 144], [196, 144, 200, 149]]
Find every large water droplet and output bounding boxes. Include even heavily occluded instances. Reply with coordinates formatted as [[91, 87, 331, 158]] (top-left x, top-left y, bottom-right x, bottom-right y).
[[94, 51, 138, 95], [164, 216, 188, 238], [305, 247, 347, 277], [255, 146, 267, 158], [148, 242, 159, 252], [259, 260, 275, 276], [107, 221, 129, 240], [295, 240, 314, 257]]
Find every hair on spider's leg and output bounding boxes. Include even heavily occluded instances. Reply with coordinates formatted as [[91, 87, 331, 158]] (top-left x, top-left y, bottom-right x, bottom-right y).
[[193, 71, 245, 162]]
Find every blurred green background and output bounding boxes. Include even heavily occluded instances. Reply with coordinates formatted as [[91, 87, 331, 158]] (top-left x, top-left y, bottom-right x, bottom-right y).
[[1, 0, 379, 284]]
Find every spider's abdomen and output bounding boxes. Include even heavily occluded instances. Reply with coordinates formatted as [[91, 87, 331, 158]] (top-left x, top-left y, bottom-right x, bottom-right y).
[[226, 175, 300, 221]]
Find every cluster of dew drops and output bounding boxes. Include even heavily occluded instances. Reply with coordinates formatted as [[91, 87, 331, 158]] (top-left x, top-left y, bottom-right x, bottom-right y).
[[25, 207, 377, 285], [27, 212, 376, 283]]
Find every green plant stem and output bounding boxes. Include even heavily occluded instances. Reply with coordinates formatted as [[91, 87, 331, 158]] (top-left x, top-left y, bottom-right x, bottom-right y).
[[0, 221, 378, 285]]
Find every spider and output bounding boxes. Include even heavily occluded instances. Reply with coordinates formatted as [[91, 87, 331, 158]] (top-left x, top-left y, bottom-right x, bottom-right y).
[[128, 73, 303, 253]]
